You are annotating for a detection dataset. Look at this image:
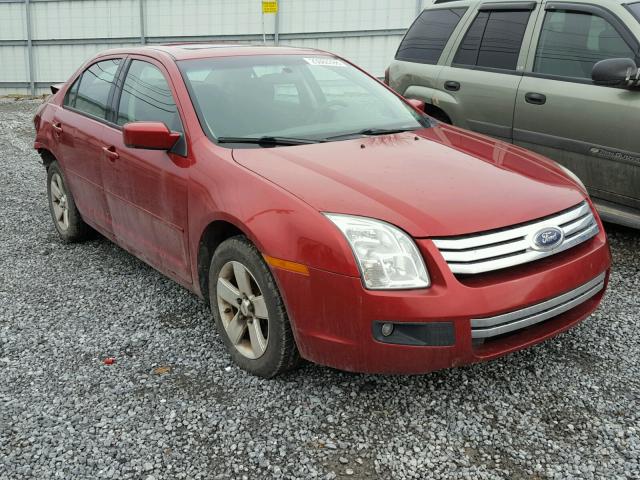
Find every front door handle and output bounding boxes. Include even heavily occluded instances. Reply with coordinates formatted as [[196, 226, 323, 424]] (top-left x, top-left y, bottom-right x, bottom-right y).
[[525, 92, 547, 105], [52, 122, 63, 134], [444, 81, 461, 92], [102, 146, 119, 161]]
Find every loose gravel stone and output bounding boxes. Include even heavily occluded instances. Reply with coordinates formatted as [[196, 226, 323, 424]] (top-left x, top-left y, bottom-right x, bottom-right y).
[[0, 98, 639, 479]]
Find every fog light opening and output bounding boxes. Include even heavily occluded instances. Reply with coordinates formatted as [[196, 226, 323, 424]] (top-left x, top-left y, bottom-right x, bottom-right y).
[[381, 323, 394, 337]]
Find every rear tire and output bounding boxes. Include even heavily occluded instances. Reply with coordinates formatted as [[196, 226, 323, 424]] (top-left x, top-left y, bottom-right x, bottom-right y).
[[46, 161, 92, 243], [208, 236, 300, 378]]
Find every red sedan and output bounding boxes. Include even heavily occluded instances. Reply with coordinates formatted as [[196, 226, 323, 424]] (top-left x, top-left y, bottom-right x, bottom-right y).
[[33, 45, 611, 377]]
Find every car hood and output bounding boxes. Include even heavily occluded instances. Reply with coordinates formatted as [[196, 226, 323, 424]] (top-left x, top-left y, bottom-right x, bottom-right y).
[[232, 124, 586, 237]]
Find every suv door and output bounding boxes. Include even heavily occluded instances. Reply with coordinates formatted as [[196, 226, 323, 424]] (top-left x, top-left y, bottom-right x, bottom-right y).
[[389, 6, 469, 109], [437, 2, 539, 141], [513, 2, 640, 216], [52, 58, 122, 234], [100, 58, 192, 285]]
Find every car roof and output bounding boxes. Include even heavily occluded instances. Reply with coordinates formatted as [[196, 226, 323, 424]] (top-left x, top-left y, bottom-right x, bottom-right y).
[[428, 0, 630, 7], [95, 44, 329, 62]]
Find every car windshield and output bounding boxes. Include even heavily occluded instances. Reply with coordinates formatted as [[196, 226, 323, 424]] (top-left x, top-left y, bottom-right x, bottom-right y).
[[178, 55, 429, 144], [629, 3, 640, 22]]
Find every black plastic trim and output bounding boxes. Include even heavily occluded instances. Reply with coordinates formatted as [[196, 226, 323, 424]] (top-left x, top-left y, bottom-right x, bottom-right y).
[[479, 1, 536, 11], [450, 64, 524, 75], [372, 321, 456, 347]]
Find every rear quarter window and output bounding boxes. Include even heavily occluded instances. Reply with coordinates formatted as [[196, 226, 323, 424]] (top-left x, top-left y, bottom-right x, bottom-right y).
[[629, 3, 640, 22], [395, 8, 467, 64]]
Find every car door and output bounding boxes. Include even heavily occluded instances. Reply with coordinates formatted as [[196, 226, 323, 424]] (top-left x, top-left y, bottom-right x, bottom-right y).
[[100, 57, 192, 285], [52, 57, 123, 234], [437, 2, 540, 141], [513, 2, 640, 213]]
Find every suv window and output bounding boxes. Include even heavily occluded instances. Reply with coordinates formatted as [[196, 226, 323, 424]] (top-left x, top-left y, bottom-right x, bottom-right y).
[[396, 8, 467, 64], [453, 10, 532, 70], [72, 59, 120, 119], [117, 60, 182, 132], [534, 10, 636, 79]]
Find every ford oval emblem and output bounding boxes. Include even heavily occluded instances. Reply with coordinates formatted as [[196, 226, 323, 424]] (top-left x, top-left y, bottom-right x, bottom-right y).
[[532, 227, 564, 251]]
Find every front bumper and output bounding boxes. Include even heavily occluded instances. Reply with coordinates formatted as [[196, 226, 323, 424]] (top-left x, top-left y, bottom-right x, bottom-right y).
[[273, 226, 611, 374]]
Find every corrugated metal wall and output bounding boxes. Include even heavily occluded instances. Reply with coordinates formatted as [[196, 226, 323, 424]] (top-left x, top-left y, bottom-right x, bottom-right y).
[[0, 0, 432, 95]]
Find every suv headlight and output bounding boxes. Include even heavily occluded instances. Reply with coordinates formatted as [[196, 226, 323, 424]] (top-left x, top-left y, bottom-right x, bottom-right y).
[[324, 214, 430, 290], [558, 164, 587, 192]]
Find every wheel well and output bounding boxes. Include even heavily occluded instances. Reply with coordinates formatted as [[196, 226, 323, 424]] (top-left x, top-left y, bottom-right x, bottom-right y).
[[197, 220, 244, 303], [39, 149, 56, 170], [424, 104, 452, 124]]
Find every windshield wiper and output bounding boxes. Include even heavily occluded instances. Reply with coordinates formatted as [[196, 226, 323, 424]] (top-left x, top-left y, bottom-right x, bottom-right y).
[[216, 136, 320, 146], [322, 127, 418, 141]]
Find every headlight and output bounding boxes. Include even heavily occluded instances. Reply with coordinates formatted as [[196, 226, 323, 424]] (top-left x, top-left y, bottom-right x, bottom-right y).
[[558, 164, 587, 192], [324, 214, 430, 290]]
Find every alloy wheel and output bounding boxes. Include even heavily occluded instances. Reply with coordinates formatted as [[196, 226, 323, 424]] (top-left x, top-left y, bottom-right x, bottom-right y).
[[216, 261, 269, 359], [50, 173, 70, 231]]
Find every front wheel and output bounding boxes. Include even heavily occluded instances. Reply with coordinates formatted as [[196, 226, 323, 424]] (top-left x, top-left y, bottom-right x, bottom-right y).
[[208, 236, 300, 378]]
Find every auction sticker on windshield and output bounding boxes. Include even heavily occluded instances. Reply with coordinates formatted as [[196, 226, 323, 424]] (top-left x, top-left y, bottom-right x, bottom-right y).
[[304, 57, 346, 67]]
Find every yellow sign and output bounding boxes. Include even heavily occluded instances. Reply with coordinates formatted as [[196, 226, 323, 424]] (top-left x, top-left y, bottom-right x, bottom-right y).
[[262, 0, 278, 14]]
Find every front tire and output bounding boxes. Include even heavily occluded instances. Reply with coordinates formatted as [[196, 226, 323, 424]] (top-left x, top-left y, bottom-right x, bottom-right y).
[[208, 236, 300, 378], [46, 161, 92, 243]]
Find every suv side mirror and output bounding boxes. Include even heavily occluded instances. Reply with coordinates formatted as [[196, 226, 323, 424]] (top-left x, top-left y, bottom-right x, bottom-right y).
[[123, 122, 181, 150], [592, 58, 639, 88], [406, 98, 425, 112]]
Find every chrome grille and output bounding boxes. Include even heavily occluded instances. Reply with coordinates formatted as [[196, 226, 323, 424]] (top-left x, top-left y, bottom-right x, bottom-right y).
[[432, 202, 599, 275], [471, 272, 606, 339]]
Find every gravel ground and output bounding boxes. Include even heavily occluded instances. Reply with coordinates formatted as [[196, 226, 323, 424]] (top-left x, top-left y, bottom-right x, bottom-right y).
[[0, 97, 638, 480]]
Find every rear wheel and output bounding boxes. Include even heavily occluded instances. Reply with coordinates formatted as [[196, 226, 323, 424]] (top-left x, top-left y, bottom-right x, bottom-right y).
[[208, 236, 300, 378], [46, 161, 92, 242]]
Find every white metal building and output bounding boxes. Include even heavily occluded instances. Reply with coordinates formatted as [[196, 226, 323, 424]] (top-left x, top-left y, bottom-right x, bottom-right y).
[[0, 0, 434, 95]]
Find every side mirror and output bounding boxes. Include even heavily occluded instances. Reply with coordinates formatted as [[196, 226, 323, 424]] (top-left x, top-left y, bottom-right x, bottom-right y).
[[123, 122, 181, 150], [406, 98, 425, 112], [592, 58, 639, 88]]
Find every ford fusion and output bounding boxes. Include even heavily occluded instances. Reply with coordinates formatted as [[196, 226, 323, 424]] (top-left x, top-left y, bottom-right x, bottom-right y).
[[33, 45, 611, 377]]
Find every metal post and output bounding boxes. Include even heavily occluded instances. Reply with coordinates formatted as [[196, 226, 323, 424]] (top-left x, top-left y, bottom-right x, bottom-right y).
[[274, 1, 280, 45], [415, 0, 422, 17], [25, 0, 35, 95], [139, 0, 146, 44]]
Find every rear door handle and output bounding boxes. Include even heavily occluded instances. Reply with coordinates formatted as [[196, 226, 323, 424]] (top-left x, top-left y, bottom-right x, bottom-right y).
[[525, 92, 547, 105], [52, 122, 63, 134], [444, 81, 461, 92], [102, 146, 119, 161]]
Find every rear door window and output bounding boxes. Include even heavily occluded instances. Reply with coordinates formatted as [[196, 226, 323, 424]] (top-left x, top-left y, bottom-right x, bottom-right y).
[[72, 59, 121, 119], [533, 10, 637, 79], [453, 9, 533, 70], [395, 8, 467, 64]]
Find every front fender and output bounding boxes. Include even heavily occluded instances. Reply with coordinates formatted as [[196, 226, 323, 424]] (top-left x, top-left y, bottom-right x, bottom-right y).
[[187, 142, 360, 296]]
